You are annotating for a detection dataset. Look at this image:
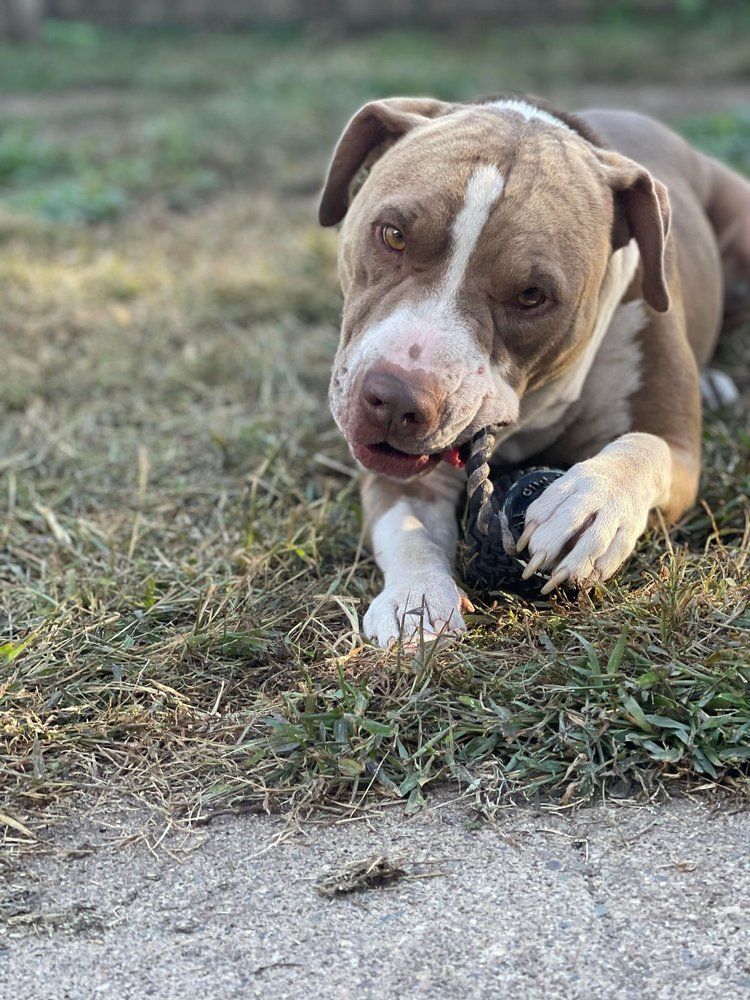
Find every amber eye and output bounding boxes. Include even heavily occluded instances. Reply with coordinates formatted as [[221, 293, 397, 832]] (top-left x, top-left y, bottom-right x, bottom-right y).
[[516, 286, 547, 309], [382, 224, 406, 252]]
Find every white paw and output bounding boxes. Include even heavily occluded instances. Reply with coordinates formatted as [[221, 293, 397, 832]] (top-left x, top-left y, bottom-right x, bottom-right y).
[[363, 573, 471, 648], [700, 368, 740, 411], [516, 459, 650, 593]]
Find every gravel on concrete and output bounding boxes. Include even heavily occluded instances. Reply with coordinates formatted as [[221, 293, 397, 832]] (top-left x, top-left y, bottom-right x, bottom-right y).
[[1, 796, 749, 1000]]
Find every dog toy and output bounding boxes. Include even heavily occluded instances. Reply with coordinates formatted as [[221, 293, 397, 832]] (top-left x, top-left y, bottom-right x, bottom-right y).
[[461, 428, 566, 595]]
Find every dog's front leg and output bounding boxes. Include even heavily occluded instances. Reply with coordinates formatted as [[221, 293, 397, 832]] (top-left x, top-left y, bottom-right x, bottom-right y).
[[517, 431, 698, 593], [360, 464, 470, 647]]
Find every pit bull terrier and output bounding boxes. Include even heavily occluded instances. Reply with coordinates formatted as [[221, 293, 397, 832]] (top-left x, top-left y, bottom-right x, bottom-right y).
[[318, 96, 750, 647]]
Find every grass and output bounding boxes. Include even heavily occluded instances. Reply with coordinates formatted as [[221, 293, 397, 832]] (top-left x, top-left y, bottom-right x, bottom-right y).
[[1, 17, 749, 853]]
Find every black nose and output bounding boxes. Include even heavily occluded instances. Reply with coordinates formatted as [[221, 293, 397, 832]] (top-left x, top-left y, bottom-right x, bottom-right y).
[[361, 370, 440, 438]]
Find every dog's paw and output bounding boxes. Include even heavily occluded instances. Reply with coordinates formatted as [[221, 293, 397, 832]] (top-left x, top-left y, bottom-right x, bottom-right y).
[[516, 459, 651, 593], [362, 573, 472, 649], [700, 368, 740, 411]]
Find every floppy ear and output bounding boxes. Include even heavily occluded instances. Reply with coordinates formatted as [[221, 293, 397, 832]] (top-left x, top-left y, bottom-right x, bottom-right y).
[[318, 97, 453, 227], [597, 149, 672, 313]]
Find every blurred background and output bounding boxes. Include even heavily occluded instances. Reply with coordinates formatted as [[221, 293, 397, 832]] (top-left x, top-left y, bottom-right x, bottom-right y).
[[0, 2, 749, 223]]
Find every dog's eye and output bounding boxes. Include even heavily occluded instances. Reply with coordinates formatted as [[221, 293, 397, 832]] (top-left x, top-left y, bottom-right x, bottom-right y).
[[516, 287, 547, 309], [382, 225, 406, 252]]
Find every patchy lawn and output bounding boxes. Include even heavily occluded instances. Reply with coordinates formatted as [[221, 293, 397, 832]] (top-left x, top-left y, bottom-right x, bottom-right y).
[[1, 16, 749, 852]]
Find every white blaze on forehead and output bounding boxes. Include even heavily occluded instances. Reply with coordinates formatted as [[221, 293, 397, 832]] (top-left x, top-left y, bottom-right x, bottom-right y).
[[486, 99, 572, 133], [442, 164, 505, 301]]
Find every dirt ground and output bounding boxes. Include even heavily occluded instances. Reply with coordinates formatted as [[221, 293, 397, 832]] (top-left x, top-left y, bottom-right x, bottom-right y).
[[2, 795, 749, 999]]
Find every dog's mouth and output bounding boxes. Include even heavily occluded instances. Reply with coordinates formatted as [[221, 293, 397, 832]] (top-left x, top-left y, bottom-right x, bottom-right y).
[[353, 440, 467, 479]]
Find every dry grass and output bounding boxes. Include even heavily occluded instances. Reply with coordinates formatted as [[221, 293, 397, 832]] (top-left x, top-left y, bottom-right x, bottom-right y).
[[1, 21, 749, 857]]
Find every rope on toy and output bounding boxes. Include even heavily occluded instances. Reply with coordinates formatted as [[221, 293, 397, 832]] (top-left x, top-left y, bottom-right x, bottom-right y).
[[465, 427, 499, 536]]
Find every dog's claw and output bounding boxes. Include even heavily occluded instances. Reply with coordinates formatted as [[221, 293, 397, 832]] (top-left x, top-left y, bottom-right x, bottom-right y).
[[516, 525, 533, 552], [540, 569, 568, 595], [521, 551, 547, 579]]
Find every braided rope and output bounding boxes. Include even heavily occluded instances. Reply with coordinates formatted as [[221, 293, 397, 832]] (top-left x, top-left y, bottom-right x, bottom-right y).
[[464, 428, 500, 536]]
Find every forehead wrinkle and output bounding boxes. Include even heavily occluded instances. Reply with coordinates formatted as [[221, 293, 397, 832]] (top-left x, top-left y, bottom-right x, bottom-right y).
[[441, 163, 504, 302]]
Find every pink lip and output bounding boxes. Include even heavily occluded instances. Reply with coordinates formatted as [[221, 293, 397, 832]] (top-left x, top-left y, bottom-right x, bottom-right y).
[[353, 441, 464, 479]]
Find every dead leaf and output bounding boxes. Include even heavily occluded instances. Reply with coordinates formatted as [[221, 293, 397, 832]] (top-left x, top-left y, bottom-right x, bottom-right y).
[[316, 855, 407, 897]]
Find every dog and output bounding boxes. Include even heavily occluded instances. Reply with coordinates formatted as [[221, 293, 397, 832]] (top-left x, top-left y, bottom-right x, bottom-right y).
[[318, 96, 750, 647]]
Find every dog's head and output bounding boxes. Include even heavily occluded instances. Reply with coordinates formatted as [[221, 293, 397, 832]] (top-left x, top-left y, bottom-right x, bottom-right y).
[[320, 97, 670, 479]]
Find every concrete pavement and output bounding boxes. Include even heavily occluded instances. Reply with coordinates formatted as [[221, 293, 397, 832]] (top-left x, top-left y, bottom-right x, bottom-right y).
[[2, 797, 749, 999]]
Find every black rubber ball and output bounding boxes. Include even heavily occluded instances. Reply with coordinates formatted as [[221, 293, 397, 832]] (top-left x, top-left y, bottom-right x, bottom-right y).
[[462, 466, 566, 596]]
